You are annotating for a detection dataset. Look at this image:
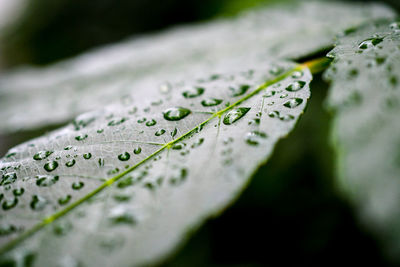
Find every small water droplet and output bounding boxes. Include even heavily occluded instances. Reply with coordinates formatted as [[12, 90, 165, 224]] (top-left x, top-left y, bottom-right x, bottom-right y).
[[163, 107, 191, 121], [291, 71, 304, 79], [245, 131, 268, 146], [75, 134, 88, 141], [145, 119, 157, 127], [223, 108, 250, 125], [172, 143, 186, 150], [30, 195, 47, 211], [280, 114, 295, 121], [64, 145, 73, 150], [358, 37, 383, 49], [44, 161, 59, 172], [65, 159, 76, 167], [108, 118, 127, 126], [118, 152, 130, 161], [182, 87, 205, 98], [72, 181, 84, 190], [283, 98, 303, 108], [58, 195, 72, 205], [264, 90, 276, 98], [98, 158, 105, 166], [36, 175, 59, 187], [229, 84, 250, 97], [83, 153, 92, 159], [33, 151, 53, 161], [13, 188, 24, 196], [133, 147, 142, 154], [0, 172, 17, 186], [109, 207, 136, 225], [191, 138, 204, 148], [2, 197, 18, 210], [280, 93, 288, 98], [269, 66, 284, 76], [171, 127, 178, 138], [155, 129, 166, 136], [5, 152, 16, 158], [201, 98, 223, 107], [286, 81, 306, 92]]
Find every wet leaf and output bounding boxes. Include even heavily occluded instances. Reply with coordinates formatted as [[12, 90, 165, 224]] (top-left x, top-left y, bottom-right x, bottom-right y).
[[325, 19, 400, 259], [0, 60, 312, 265]]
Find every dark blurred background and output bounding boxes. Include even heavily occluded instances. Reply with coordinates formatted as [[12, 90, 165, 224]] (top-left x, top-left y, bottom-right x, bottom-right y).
[[0, 0, 399, 266]]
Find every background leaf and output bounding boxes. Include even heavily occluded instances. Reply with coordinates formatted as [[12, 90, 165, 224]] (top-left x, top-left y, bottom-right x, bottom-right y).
[[325, 19, 400, 259]]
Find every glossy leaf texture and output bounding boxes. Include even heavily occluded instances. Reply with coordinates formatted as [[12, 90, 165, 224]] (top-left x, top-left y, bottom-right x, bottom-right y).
[[0, 1, 394, 133], [0, 59, 312, 265], [325, 20, 400, 258]]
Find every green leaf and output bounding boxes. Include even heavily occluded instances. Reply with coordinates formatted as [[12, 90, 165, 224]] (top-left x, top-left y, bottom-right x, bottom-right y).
[[325, 20, 400, 258], [0, 60, 311, 265], [0, 1, 394, 133]]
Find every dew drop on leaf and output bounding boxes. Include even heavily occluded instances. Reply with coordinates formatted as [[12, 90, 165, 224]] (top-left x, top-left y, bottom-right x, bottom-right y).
[[36, 175, 59, 187], [155, 129, 166, 136], [58, 195, 72, 205], [65, 159, 76, 167], [0, 172, 17, 186], [83, 153, 92, 159], [44, 161, 59, 172], [182, 87, 205, 98], [13, 188, 24, 196], [30, 195, 47, 211], [283, 98, 303, 108], [244, 131, 268, 146], [286, 81, 306, 92], [358, 37, 383, 49], [223, 107, 250, 125], [163, 107, 191, 121], [118, 152, 131, 161], [229, 84, 250, 97], [133, 147, 142, 154], [2, 197, 18, 210], [72, 181, 84, 190], [145, 119, 157, 127], [33, 151, 53, 161], [201, 98, 223, 107]]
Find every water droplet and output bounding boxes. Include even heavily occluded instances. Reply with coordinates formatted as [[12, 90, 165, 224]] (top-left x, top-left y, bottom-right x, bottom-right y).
[[118, 152, 130, 161], [113, 195, 131, 202], [53, 221, 72, 236], [117, 176, 133, 188], [5, 152, 16, 158], [65, 159, 76, 167], [280, 93, 288, 98], [33, 151, 53, 161], [58, 195, 72, 205], [358, 37, 383, 49], [97, 129, 104, 134], [269, 66, 284, 76], [171, 127, 178, 138], [155, 129, 166, 136], [75, 134, 88, 141], [72, 181, 84, 190], [172, 143, 186, 150], [169, 168, 188, 186], [223, 107, 250, 125], [389, 21, 400, 31], [109, 207, 136, 225], [44, 161, 59, 172], [98, 158, 105, 166], [36, 175, 59, 187], [83, 153, 92, 159], [264, 90, 276, 98], [30, 195, 47, 211], [13, 188, 24, 196], [245, 131, 268, 146], [248, 118, 260, 125], [280, 114, 295, 121], [191, 138, 204, 148], [108, 118, 127, 126], [283, 98, 303, 108], [286, 81, 306, 92], [159, 82, 172, 94], [145, 119, 157, 127], [182, 87, 205, 98], [0, 172, 17, 186], [163, 107, 191, 121], [229, 84, 250, 97], [201, 98, 223, 107], [2, 197, 18, 210], [291, 71, 303, 79], [64, 145, 73, 150]]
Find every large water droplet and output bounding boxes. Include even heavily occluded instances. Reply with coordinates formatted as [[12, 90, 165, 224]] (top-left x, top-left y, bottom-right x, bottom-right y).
[[286, 81, 306, 92], [163, 107, 191, 121], [223, 107, 250, 125], [33, 151, 53, 161], [358, 37, 383, 49], [0, 172, 17, 186], [44, 161, 59, 172], [245, 131, 268, 146], [36, 175, 59, 187], [229, 84, 250, 97], [283, 98, 303, 108], [201, 98, 223, 107], [182, 87, 205, 98]]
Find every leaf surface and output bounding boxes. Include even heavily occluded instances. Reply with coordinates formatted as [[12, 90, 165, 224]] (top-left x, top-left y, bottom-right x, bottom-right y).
[[0, 59, 312, 265], [325, 19, 400, 258]]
